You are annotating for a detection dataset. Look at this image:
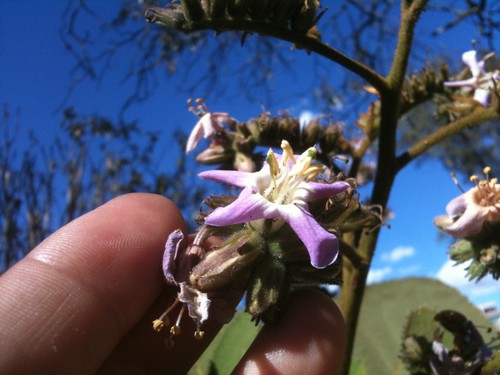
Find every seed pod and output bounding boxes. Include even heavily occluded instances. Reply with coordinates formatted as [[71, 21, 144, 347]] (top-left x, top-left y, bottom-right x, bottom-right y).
[[269, 0, 297, 26], [227, 0, 250, 18], [182, 0, 206, 22], [249, 0, 274, 20], [144, 6, 187, 28], [209, 0, 228, 18], [290, 0, 320, 34]]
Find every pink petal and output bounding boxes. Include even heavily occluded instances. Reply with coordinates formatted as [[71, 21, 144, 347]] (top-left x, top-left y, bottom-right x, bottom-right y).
[[304, 181, 350, 201], [462, 50, 483, 77], [443, 77, 476, 88], [444, 204, 488, 237], [205, 187, 277, 225], [445, 194, 467, 218], [473, 88, 490, 107], [185, 114, 208, 153], [198, 169, 251, 188], [279, 204, 339, 269]]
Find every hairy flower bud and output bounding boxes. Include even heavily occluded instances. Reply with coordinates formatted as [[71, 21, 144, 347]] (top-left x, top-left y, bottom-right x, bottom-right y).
[[190, 231, 264, 292], [246, 255, 289, 323]]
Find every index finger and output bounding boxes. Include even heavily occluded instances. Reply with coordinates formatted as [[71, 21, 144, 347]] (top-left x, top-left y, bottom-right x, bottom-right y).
[[0, 193, 192, 374]]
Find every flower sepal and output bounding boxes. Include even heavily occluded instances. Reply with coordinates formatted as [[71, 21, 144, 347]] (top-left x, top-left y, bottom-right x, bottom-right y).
[[189, 230, 265, 292], [246, 254, 289, 323]]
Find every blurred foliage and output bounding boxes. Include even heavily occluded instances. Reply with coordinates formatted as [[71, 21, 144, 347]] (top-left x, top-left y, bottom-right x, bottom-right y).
[[352, 278, 495, 374], [0, 105, 206, 272]]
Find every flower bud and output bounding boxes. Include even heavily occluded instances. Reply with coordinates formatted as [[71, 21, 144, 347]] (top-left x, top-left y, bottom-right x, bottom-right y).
[[233, 152, 257, 172], [195, 145, 234, 164], [290, 0, 320, 35], [182, 0, 206, 21], [246, 255, 289, 322], [190, 231, 264, 292], [144, 6, 187, 28], [227, 0, 250, 18], [480, 245, 498, 266]]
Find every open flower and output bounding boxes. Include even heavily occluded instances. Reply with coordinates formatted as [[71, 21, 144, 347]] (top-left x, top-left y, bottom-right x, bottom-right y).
[[199, 140, 350, 269], [434, 167, 500, 238], [444, 50, 499, 107]]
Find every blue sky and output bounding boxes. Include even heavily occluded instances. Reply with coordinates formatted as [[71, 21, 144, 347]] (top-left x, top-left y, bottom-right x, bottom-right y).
[[1, 1, 499, 309]]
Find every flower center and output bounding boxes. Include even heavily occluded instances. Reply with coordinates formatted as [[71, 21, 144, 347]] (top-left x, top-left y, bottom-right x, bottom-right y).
[[262, 140, 324, 205], [470, 166, 500, 209]]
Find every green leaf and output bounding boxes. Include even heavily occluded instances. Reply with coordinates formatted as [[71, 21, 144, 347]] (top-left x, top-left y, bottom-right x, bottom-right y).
[[189, 311, 261, 374]]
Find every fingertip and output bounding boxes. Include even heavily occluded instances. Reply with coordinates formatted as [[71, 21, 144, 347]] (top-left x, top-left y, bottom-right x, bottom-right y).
[[234, 289, 346, 375], [0, 193, 186, 373]]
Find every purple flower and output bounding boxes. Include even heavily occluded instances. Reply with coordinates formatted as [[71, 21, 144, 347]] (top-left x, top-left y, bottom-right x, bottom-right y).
[[444, 50, 499, 107], [434, 167, 500, 238], [153, 228, 242, 343], [199, 140, 350, 269], [185, 112, 232, 153]]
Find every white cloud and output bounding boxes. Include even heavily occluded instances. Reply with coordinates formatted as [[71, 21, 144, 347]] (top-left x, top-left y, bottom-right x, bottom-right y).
[[299, 110, 315, 125], [367, 266, 392, 284], [436, 259, 500, 305], [381, 246, 416, 263]]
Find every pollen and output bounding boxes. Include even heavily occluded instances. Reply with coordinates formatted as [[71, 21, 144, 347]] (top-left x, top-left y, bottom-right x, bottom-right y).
[[170, 325, 182, 335], [152, 319, 165, 332], [194, 330, 205, 340]]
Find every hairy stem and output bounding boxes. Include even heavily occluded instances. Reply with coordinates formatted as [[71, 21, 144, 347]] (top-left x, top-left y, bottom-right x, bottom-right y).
[[340, 1, 428, 373], [397, 106, 500, 171]]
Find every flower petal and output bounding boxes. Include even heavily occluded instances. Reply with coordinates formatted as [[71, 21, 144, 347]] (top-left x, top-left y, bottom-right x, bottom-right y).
[[301, 181, 350, 201], [162, 229, 185, 285], [178, 282, 210, 325], [462, 50, 483, 78], [443, 77, 477, 88], [279, 204, 339, 269], [185, 114, 209, 153], [198, 169, 251, 188], [444, 203, 489, 237], [205, 187, 279, 226], [445, 194, 467, 219], [473, 88, 490, 107]]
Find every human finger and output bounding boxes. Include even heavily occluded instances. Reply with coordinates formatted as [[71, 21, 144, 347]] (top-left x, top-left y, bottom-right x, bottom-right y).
[[0, 193, 195, 374], [233, 289, 346, 375]]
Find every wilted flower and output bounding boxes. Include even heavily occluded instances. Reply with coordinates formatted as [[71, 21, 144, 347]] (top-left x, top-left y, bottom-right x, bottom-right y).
[[199, 140, 350, 269], [185, 98, 235, 153], [434, 167, 500, 238], [152, 228, 239, 346], [444, 50, 499, 107], [429, 310, 492, 375]]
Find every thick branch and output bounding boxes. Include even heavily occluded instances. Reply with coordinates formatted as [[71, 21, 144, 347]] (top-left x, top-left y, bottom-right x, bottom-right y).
[[146, 9, 387, 91], [396, 106, 500, 171]]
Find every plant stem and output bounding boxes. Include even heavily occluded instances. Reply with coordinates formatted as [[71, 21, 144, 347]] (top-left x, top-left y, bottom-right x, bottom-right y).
[[396, 106, 500, 171], [340, 1, 428, 373]]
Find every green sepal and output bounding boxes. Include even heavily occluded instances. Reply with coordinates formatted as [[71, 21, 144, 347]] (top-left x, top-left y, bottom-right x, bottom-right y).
[[190, 230, 264, 292], [246, 254, 290, 323]]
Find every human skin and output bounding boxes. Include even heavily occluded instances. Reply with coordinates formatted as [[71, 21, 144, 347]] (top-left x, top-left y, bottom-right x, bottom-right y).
[[0, 193, 345, 375]]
